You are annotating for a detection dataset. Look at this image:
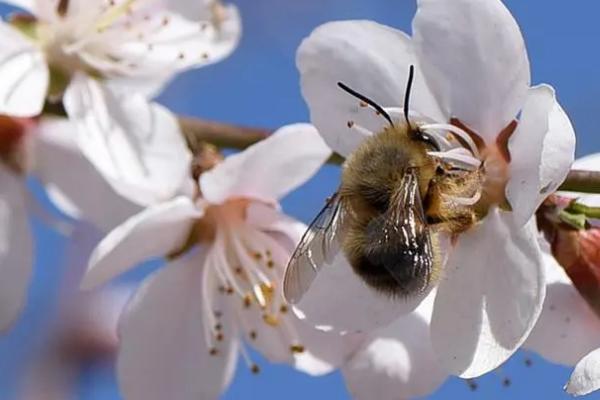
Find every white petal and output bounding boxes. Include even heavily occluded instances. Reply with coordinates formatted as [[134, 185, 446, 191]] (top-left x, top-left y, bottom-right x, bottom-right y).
[[83, 5, 240, 86], [63, 74, 193, 206], [431, 210, 545, 378], [507, 85, 575, 227], [0, 166, 32, 331], [0, 22, 48, 117], [342, 294, 447, 399], [297, 20, 443, 157], [291, 319, 365, 376], [525, 240, 600, 366], [200, 124, 331, 204], [245, 202, 307, 247], [413, 0, 530, 140], [293, 253, 431, 334], [118, 254, 238, 400], [567, 348, 600, 396], [33, 117, 140, 232], [81, 196, 202, 290]]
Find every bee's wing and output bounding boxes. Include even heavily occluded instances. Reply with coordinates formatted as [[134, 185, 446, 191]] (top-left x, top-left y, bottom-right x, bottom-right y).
[[373, 168, 434, 293], [283, 192, 346, 304]]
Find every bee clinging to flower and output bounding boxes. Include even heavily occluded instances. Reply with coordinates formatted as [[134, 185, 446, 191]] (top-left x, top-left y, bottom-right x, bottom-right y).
[[284, 66, 484, 302]]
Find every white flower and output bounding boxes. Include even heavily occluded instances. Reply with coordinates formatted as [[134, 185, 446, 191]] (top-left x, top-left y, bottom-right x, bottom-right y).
[[295, 0, 575, 378], [523, 153, 600, 397], [0, 0, 241, 112], [0, 116, 138, 332], [341, 293, 447, 400], [0, 0, 239, 205], [80, 124, 358, 400]]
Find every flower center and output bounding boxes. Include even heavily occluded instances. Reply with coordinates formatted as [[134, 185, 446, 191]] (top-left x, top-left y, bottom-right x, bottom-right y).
[[195, 203, 306, 370], [452, 119, 517, 213]]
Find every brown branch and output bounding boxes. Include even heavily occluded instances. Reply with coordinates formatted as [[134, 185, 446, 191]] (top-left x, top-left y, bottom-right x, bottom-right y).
[[178, 115, 344, 164], [559, 170, 600, 193], [178, 116, 269, 153], [178, 116, 600, 192]]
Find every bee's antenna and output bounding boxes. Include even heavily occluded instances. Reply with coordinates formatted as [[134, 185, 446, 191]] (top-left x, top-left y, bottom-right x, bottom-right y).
[[404, 65, 415, 128], [337, 82, 394, 127]]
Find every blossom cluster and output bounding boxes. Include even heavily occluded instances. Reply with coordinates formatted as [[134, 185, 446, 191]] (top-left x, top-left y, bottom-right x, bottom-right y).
[[0, 0, 599, 399]]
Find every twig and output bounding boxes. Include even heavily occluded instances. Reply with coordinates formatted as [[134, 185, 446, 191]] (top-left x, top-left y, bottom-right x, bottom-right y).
[[559, 170, 600, 193]]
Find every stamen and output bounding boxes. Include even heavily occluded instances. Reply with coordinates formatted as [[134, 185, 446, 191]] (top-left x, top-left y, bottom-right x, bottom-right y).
[[421, 123, 481, 158], [95, 0, 137, 32], [213, 232, 246, 297], [201, 248, 220, 350], [428, 149, 482, 170], [443, 190, 482, 206], [346, 121, 374, 137], [238, 342, 259, 374]]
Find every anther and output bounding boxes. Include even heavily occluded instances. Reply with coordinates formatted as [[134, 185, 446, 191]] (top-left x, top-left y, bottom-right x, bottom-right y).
[[216, 333, 224, 342], [290, 344, 305, 354], [347, 121, 354, 128], [267, 260, 275, 268], [359, 101, 368, 107], [214, 323, 222, 331], [251, 364, 260, 374], [226, 287, 234, 295], [524, 358, 533, 367], [162, 16, 169, 26], [209, 348, 219, 356], [249, 331, 257, 340], [202, 53, 209, 60], [502, 378, 511, 387], [178, 52, 185, 60], [263, 314, 279, 326], [243, 295, 252, 308], [279, 305, 288, 314]]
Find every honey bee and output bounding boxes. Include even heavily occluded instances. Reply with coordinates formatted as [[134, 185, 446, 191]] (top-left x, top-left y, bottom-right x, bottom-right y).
[[284, 66, 481, 304]]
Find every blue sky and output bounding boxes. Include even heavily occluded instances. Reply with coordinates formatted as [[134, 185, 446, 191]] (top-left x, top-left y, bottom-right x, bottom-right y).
[[3, 0, 600, 399]]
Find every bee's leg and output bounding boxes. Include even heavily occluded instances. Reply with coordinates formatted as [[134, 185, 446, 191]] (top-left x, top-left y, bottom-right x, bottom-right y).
[[424, 177, 478, 235]]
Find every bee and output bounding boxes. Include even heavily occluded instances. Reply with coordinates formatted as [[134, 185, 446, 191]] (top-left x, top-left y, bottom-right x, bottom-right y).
[[284, 66, 481, 304]]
